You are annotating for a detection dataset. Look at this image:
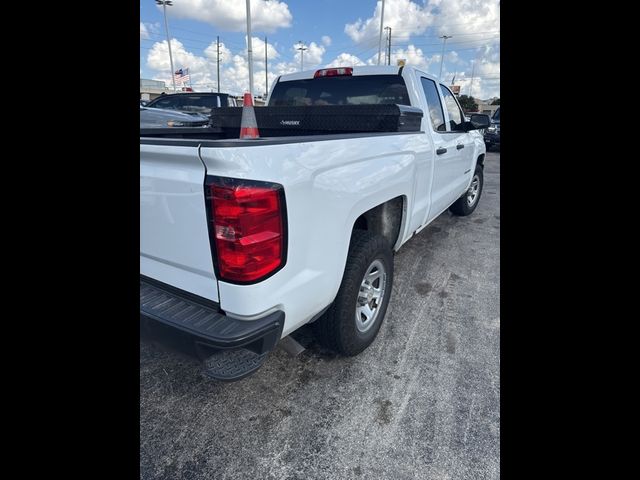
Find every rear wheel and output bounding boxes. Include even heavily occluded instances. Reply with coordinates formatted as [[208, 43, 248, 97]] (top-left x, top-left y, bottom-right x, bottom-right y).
[[449, 163, 484, 216], [314, 230, 394, 356]]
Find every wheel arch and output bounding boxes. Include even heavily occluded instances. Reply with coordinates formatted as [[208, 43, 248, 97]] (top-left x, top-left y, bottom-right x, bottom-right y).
[[351, 195, 406, 251]]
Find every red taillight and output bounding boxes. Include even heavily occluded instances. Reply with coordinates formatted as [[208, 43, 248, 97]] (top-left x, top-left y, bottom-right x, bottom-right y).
[[314, 67, 353, 78], [208, 178, 286, 283]]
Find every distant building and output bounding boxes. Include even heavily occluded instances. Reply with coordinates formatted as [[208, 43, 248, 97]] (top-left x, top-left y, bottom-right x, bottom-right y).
[[140, 79, 168, 101], [475, 98, 499, 116]]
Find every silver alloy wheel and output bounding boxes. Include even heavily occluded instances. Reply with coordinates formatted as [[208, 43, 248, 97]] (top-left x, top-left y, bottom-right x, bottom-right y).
[[355, 259, 387, 333], [466, 174, 480, 207]]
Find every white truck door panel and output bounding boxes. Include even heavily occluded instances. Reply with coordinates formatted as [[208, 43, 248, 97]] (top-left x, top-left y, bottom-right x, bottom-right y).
[[140, 143, 219, 302], [417, 76, 467, 221], [439, 84, 475, 198], [430, 129, 468, 219], [423, 83, 473, 221]]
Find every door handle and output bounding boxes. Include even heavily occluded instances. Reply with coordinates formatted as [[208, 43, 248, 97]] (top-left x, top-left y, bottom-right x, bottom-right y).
[[456, 144, 464, 150], [436, 147, 447, 155]]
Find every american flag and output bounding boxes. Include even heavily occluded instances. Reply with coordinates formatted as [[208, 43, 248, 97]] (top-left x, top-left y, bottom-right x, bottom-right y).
[[173, 68, 190, 85]]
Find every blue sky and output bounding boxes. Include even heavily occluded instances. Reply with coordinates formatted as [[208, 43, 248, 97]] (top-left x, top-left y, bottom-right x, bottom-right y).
[[140, 0, 500, 99]]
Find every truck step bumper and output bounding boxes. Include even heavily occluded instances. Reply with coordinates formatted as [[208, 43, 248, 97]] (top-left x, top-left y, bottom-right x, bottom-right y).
[[140, 276, 284, 380], [203, 348, 269, 381]]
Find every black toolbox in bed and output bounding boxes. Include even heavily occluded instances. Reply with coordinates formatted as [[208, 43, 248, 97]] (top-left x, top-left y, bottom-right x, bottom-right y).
[[210, 104, 423, 136]]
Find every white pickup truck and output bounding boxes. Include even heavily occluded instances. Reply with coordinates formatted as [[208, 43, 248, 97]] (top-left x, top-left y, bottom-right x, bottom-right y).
[[140, 65, 490, 381]]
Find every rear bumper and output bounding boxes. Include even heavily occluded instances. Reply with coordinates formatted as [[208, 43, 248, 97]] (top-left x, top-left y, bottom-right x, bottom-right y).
[[140, 276, 284, 355]]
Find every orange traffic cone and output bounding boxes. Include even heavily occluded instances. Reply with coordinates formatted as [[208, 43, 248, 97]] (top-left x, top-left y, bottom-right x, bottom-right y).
[[239, 92, 260, 139]]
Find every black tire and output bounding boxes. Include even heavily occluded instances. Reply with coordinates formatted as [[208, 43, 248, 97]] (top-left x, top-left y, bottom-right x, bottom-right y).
[[449, 163, 484, 216], [314, 230, 394, 356]]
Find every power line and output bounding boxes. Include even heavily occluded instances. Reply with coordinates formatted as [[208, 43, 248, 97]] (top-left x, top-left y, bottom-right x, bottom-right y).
[[140, 29, 497, 63], [389, 18, 500, 30], [140, 42, 499, 61], [390, 36, 500, 48], [391, 29, 500, 36]]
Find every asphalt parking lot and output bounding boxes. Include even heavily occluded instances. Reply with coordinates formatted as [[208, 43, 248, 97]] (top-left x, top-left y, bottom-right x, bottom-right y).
[[140, 150, 500, 480]]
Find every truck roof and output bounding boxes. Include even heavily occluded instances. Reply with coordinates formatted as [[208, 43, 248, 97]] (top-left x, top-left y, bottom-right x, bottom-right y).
[[277, 65, 437, 83]]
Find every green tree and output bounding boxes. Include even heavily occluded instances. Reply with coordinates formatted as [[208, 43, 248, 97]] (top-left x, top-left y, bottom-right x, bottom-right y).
[[458, 95, 478, 112], [490, 98, 500, 105]]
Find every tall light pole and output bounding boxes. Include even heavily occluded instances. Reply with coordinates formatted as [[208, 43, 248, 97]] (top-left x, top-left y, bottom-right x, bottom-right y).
[[216, 36, 220, 93], [469, 60, 476, 98], [156, 0, 176, 92], [384, 26, 392, 65], [438, 35, 452, 81], [246, 0, 254, 98], [377, 0, 386, 65], [265, 36, 268, 97], [296, 41, 307, 71]]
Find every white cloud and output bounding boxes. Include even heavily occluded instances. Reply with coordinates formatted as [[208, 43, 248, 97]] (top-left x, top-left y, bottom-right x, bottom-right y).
[[146, 37, 296, 97], [147, 39, 214, 90], [162, 0, 292, 33], [245, 36, 281, 69], [141, 4, 500, 102], [426, 0, 500, 39], [386, 45, 440, 71], [325, 53, 366, 68], [345, 0, 500, 46], [147, 39, 209, 74], [293, 41, 325, 69], [446, 51, 461, 64], [445, 47, 500, 100], [345, 0, 431, 46], [140, 22, 149, 40], [453, 43, 500, 99], [343, 0, 500, 95], [204, 41, 234, 65]]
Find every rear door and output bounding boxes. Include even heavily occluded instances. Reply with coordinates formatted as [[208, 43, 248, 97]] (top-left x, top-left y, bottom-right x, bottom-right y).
[[419, 76, 466, 221], [439, 84, 475, 188], [140, 141, 219, 302]]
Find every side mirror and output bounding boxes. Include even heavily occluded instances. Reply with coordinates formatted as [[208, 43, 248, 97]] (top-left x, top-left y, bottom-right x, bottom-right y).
[[466, 113, 491, 131]]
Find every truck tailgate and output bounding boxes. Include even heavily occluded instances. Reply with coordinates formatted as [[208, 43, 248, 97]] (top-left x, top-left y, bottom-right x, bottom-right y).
[[140, 143, 219, 302]]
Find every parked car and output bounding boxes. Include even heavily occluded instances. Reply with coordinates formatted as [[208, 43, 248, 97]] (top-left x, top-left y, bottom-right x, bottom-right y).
[[139, 106, 210, 128], [140, 99, 149, 107], [145, 92, 238, 115], [140, 66, 490, 381], [484, 107, 500, 150]]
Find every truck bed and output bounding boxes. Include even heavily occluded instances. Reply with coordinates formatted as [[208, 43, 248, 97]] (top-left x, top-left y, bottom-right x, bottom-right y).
[[139, 129, 420, 146], [140, 104, 423, 143]]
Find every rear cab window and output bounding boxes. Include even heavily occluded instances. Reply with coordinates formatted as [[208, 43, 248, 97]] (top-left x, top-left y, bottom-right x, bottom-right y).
[[268, 75, 411, 106]]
